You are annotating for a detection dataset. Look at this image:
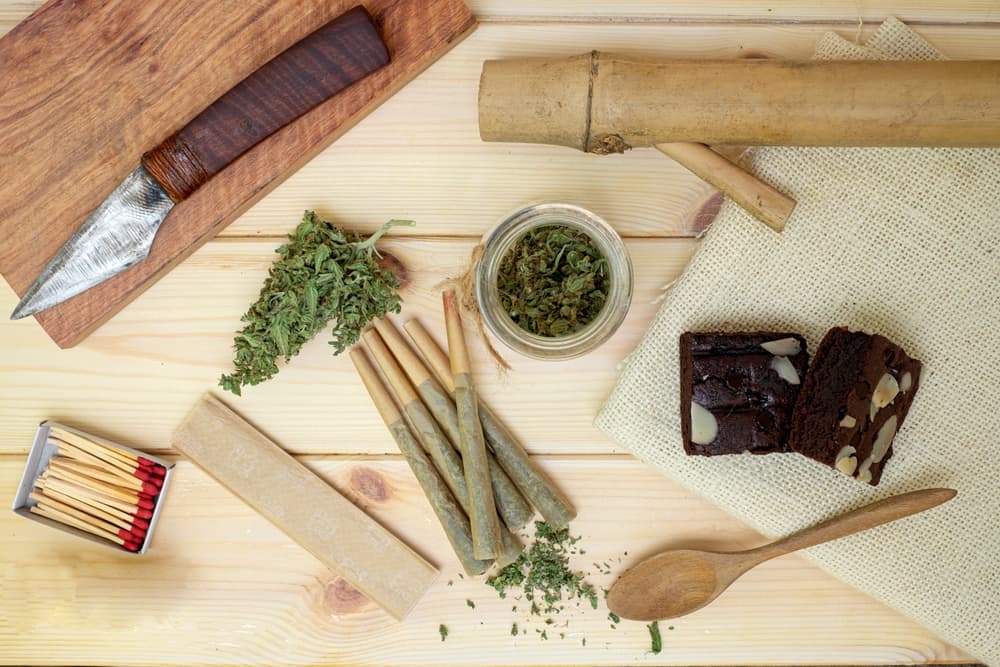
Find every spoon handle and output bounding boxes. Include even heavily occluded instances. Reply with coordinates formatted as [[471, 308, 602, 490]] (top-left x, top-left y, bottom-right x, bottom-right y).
[[753, 488, 956, 562]]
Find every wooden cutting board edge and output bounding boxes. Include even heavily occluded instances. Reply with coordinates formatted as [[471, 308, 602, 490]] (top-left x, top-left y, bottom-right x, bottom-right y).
[[1, 0, 477, 348]]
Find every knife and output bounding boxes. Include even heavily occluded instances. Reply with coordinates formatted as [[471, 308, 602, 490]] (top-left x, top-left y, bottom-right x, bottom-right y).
[[11, 6, 389, 320]]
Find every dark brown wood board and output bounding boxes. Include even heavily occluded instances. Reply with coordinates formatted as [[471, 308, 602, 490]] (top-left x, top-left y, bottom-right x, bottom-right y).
[[0, 0, 476, 348]]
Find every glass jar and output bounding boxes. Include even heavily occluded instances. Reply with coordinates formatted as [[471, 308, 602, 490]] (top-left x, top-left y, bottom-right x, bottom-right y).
[[475, 203, 633, 360]]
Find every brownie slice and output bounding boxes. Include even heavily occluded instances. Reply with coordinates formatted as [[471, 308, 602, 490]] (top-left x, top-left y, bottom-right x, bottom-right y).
[[680, 332, 809, 456], [788, 327, 922, 486]]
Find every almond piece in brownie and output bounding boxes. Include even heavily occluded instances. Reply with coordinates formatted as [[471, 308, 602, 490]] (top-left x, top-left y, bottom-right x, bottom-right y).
[[788, 327, 921, 485], [680, 332, 809, 456]]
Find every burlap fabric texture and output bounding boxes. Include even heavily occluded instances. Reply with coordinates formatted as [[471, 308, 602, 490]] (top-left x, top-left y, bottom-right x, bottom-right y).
[[596, 17, 999, 665]]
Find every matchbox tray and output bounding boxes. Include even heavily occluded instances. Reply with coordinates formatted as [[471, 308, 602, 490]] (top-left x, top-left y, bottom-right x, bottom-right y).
[[11, 421, 174, 555]]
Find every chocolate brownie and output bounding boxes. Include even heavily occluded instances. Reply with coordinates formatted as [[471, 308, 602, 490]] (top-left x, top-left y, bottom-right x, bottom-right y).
[[680, 332, 809, 456], [788, 328, 921, 486]]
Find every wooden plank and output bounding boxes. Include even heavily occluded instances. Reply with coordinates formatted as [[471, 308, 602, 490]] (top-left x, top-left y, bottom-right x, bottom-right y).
[[0, 0, 476, 349], [6, 1, 1000, 31], [0, 456, 971, 665], [219, 21, 1000, 240], [4, 15, 1000, 244], [0, 236, 696, 456], [172, 394, 438, 620]]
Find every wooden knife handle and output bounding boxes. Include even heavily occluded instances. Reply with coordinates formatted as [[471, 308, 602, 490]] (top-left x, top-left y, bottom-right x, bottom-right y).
[[141, 6, 388, 202]]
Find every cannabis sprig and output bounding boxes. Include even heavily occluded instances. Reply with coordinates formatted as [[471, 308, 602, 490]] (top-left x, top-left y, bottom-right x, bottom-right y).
[[220, 211, 413, 395]]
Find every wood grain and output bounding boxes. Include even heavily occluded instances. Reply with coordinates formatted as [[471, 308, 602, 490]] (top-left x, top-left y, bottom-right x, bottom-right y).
[[6, 1, 1000, 30], [0, 456, 972, 664], [1, 3, 996, 664], [219, 22, 1000, 240], [0, 237, 697, 456], [0, 0, 476, 349]]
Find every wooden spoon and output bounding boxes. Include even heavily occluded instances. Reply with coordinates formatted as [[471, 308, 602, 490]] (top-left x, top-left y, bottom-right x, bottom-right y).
[[606, 488, 956, 621]]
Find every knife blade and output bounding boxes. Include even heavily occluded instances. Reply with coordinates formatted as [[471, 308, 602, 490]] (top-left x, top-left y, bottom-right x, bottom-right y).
[[11, 6, 389, 320]]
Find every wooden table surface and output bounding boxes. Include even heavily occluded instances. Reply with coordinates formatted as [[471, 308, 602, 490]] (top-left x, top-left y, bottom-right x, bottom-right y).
[[1, 2, 995, 665]]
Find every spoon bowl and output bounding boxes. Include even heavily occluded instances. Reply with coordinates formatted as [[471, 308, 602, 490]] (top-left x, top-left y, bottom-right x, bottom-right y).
[[606, 549, 724, 621], [607, 488, 956, 621]]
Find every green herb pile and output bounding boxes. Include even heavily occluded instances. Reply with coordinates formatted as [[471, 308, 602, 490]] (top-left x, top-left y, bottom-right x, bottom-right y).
[[219, 212, 413, 395], [486, 521, 597, 618], [497, 225, 609, 337]]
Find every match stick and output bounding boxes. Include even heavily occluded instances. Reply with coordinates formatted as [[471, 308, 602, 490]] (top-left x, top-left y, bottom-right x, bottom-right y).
[[30, 506, 140, 551], [33, 486, 136, 533], [30, 492, 145, 544], [49, 426, 163, 473], [39, 474, 154, 520], [443, 289, 503, 559], [46, 466, 156, 508], [50, 437, 163, 484], [47, 456, 156, 494]]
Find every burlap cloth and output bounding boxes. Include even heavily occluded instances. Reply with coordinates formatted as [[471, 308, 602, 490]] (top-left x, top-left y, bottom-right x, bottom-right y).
[[596, 18, 999, 664]]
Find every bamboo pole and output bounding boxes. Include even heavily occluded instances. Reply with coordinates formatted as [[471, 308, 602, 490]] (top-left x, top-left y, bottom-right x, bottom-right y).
[[371, 318, 533, 531], [479, 53, 1000, 150], [351, 348, 490, 576], [404, 318, 577, 529]]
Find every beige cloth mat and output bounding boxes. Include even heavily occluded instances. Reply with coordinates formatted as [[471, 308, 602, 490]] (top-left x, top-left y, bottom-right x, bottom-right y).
[[596, 18, 999, 665]]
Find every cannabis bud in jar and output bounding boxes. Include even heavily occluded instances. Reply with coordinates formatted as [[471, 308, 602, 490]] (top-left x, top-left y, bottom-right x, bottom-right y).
[[476, 204, 633, 360], [497, 225, 609, 337]]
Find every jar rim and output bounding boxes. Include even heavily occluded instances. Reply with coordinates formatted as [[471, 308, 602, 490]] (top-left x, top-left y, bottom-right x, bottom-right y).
[[475, 203, 633, 360]]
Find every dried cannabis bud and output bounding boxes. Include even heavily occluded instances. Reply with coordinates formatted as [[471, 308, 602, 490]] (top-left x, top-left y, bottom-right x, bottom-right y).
[[220, 212, 413, 395], [497, 225, 609, 337]]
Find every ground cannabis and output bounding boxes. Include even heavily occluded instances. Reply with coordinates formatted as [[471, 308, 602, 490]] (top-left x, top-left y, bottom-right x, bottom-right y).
[[648, 621, 662, 654], [220, 212, 412, 395], [439, 624, 448, 641], [486, 521, 598, 616], [496, 225, 609, 337]]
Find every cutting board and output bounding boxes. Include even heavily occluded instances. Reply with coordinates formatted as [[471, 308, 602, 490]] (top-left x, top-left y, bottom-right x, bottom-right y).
[[0, 0, 476, 348]]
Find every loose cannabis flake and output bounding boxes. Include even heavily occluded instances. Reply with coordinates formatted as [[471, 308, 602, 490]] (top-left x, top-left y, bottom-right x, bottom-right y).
[[648, 621, 662, 654], [496, 225, 609, 337], [486, 521, 598, 617], [439, 624, 448, 642], [466, 599, 476, 610], [219, 212, 413, 395]]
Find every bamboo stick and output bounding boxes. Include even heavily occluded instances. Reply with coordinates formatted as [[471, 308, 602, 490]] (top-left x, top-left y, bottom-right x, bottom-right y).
[[30, 505, 139, 551], [351, 348, 490, 576], [372, 318, 533, 531], [443, 290, 503, 560], [654, 142, 795, 232], [362, 330, 522, 567], [404, 318, 577, 529], [479, 53, 1000, 149]]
